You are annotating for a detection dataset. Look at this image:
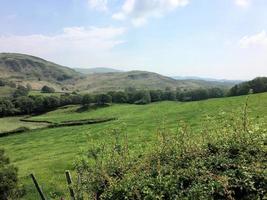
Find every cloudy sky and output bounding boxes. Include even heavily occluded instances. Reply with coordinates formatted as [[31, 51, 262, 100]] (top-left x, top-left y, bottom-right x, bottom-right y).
[[0, 0, 267, 79]]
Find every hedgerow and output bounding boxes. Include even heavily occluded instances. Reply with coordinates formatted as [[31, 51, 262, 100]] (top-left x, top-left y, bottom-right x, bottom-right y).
[[74, 98, 267, 200]]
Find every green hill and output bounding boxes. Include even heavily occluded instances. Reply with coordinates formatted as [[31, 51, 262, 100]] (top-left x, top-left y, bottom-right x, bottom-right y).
[[0, 93, 266, 199], [75, 70, 234, 93], [0, 53, 235, 94], [0, 53, 81, 91]]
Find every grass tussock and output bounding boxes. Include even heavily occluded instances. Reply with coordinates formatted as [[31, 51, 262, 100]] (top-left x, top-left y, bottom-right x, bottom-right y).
[[74, 98, 267, 200]]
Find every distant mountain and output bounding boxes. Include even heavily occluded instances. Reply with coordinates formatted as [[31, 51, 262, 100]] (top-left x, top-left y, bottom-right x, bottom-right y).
[[0, 53, 81, 90], [172, 76, 244, 84], [74, 70, 235, 93], [75, 67, 123, 74], [0, 53, 237, 93]]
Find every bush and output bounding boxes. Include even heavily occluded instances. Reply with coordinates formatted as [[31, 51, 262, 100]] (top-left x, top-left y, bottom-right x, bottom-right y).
[[0, 79, 5, 86], [13, 85, 29, 98], [113, 91, 128, 103], [14, 96, 35, 114], [95, 94, 112, 105], [75, 102, 267, 199], [0, 98, 16, 117], [41, 85, 55, 93], [0, 149, 19, 200], [43, 96, 60, 109], [82, 94, 94, 106]]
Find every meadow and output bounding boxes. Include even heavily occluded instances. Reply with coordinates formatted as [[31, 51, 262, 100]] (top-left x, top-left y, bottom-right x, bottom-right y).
[[0, 93, 266, 199]]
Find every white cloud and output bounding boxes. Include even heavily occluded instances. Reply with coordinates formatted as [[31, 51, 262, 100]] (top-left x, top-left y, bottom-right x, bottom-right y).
[[234, 0, 251, 8], [0, 26, 126, 67], [112, 0, 189, 27], [239, 31, 267, 48], [88, 0, 108, 11]]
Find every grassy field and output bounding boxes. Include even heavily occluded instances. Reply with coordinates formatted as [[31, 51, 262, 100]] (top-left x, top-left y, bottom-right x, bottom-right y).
[[0, 116, 48, 133], [0, 93, 266, 199]]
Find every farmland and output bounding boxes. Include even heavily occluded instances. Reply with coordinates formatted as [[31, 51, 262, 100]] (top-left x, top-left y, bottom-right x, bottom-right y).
[[0, 93, 266, 199]]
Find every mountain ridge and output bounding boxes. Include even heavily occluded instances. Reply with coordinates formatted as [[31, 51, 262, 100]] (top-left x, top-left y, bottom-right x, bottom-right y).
[[0, 53, 237, 93]]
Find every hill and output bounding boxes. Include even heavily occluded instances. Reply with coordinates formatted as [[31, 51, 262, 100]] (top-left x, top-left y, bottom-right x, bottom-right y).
[[172, 75, 243, 84], [0, 93, 266, 199], [0, 53, 81, 90], [0, 53, 236, 93], [75, 70, 235, 93], [74, 67, 123, 74]]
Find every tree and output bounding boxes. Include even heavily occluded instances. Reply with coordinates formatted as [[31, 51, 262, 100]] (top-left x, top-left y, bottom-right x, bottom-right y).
[[149, 90, 162, 102], [0, 79, 5, 87], [208, 88, 224, 98], [0, 98, 16, 117], [82, 94, 94, 106], [32, 95, 45, 113], [113, 91, 128, 103], [71, 94, 83, 105], [162, 91, 176, 101], [133, 91, 151, 104], [13, 85, 29, 98], [95, 94, 112, 105], [41, 85, 55, 93], [14, 96, 35, 114], [60, 94, 72, 106], [228, 77, 267, 96], [43, 96, 60, 109], [0, 149, 19, 200]]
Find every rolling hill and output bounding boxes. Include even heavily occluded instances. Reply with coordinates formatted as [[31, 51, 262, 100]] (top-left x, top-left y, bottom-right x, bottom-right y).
[[74, 70, 236, 93], [0, 92, 266, 199], [0, 53, 81, 90], [0, 53, 236, 93]]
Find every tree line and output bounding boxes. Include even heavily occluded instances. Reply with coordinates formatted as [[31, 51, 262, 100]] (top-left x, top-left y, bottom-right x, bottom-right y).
[[0, 84, 226, 117], [228, 77, 267, 96], [1, 77, 266, 117]]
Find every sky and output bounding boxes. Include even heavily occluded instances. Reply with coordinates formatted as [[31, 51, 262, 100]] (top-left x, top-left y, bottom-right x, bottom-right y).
[[0, 0, 267, 79]]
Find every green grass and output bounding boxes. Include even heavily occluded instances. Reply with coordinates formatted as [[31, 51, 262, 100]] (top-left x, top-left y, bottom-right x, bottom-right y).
[[0, 116, 48, 133], [0, 93, 266, 199]]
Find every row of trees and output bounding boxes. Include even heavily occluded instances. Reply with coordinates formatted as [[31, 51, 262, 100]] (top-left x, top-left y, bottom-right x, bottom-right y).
[[2, 76, 267, 118], [0, 92, 113, 117], [107, 87, 225, 104], [228, 77, 267, 96], [0, 87, 225, 117]]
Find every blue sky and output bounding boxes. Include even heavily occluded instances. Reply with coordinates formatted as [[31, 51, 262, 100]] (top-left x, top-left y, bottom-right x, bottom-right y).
[[0, 0, 267, 79]]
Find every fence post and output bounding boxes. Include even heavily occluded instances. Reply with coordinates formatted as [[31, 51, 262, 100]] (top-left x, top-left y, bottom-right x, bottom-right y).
[[30, 173, 46, 200], [65, 170, 76, 200]]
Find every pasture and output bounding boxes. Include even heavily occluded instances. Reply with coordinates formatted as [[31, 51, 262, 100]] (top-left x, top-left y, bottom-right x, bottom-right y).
[[0, 93, 266, 199]]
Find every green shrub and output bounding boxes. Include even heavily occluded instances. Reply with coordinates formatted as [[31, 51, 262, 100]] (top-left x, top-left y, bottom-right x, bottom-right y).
[[74, 100, 267, 200], [41, 85, 55, 93], [0, 149, 20, 200]]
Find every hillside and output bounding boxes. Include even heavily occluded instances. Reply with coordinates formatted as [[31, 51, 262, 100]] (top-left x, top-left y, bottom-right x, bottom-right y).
[[75, 70, 235, 92], [0, 53, 81, 90], [75, 67, 123, 74], [0, 93, 266, 199], [172, 76, 243, 84], [0, 53, 236, 93]]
